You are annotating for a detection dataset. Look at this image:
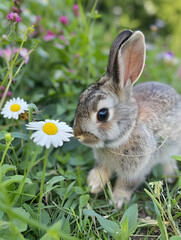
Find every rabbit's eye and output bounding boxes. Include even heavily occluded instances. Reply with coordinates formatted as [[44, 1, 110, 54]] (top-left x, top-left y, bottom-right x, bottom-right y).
[[97, 108, 109, 122]]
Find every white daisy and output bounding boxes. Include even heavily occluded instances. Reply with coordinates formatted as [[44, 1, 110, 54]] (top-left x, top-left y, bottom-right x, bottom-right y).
[[26, 119, 74, 149], [1, 97, 29, 120]]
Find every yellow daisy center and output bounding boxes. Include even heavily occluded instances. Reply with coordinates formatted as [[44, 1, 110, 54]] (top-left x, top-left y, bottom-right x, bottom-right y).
[[43, 122, 58, 135], [10, 104, 21, 112]]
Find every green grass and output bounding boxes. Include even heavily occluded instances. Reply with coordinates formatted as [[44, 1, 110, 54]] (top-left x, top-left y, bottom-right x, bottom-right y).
[[0, 0, 181, 239]]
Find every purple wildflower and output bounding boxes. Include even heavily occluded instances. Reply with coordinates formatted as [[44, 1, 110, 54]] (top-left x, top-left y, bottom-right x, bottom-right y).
[[14, 0, 19, 5], [0, 47, 29, 63], [58, 35, 69, 45], [12, 6, 20, 13], [0, 89, 12, 98], [19, 48, 29, 64], [7, 91, 12, 97], [58, 35, 65, 41], [43, 30, 56, 41], [156, 51, 178, 65], [7, 12, 14, 20], [14, 47, 30, 64], [7, 12, 22, 22], [74, 53, 80, 58], [73, 4, 79, 16], [0, 48, 13, 62], [59, 16, 69, 25], [0, 86, 5, 91], [36, 15, 41, 21]]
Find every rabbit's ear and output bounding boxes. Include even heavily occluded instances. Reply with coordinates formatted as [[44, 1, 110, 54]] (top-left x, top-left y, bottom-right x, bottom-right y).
[[106, 30, 145, 89]]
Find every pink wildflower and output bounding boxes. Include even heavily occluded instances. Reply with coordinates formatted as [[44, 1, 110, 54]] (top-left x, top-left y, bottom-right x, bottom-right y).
[[59, 16, 69, 25], [59, 35, 65, 41], [15, 15, 21, 22], [7, 91, 12, 97], [0, 48, 13, 62], [2, 35, 8, 40], [7, 12, 21, 22], [12, 6, 20, 13], [14, 47, 30, 64], [7, 12, 14, 20], [43, 30, 56, 41], [74, 53, 80, 58], [67, 69, 75, 74], [14, 0, 19, 5], [19, 48, 29, 64], [0, 47, 30, 64], [0, 90, 12, 98], [0, 86, 5, 91], [73, 4, 79, 16], [36, 16, 41, 21], [58, 35, 69, 45]]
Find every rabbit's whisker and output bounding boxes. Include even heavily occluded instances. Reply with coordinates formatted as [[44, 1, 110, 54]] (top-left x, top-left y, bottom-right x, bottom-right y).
[[106, 136, 168, 157]]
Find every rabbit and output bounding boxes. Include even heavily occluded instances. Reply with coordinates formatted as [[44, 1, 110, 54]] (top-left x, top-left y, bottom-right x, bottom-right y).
[[73, 29, 181, 208]]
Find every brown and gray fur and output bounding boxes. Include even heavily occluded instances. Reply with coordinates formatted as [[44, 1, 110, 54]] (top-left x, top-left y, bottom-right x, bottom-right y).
[[73, 30, 181, 208]]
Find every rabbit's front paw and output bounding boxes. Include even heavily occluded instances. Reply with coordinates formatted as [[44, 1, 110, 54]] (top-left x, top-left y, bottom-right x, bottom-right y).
[[87, 167, 109, 194], [111, 189, 132, 209]]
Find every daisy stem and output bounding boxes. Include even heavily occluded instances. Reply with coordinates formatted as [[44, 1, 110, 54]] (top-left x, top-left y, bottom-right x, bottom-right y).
[[38, 148, 49, 223], [28, 106, 33, 123]]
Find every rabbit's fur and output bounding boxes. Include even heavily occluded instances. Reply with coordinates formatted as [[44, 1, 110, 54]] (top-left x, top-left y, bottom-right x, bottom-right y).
[[73, 30, 181, 208]]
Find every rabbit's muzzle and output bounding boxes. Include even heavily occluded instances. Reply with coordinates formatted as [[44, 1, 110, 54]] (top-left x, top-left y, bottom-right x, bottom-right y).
[[73, 124, 99, 146]]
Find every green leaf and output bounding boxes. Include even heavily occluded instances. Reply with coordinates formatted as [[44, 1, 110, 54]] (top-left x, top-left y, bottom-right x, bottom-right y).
[[83, 209, 120, 235], [12, 207, 30, 232], [119, 216, 129, 240], [40, 209, 50, 226], [74, 186, 85, 194], [170, 236, 181, 240], [0, 210, 4, 219], [145, 188, 168, 239], [40, 220, 79, 240], [178, 176, 181, 188], [2, 175, 32, 186], [0, 164, 16, 176], [0, 134, 5, 140], [120, 204, 138, 235], [23, 183, 39, 201], [152, 164, 163, 178], [79, 194, 90, 208], [172, 155, 181, 161], [11, 132, 29, 141], [46, 176, 65, 192], [60, 217, 71, 234], [29, 103, 39, 112], [154, 202, 167, 239], [23, 203, 37, 220]]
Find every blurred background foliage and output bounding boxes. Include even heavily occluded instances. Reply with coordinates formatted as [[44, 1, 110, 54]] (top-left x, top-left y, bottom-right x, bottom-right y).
[[1, 0, 181, 118]]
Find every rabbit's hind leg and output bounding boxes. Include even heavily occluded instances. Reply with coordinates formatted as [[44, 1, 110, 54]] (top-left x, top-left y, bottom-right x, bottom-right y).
[[111, 175, 146, 209]]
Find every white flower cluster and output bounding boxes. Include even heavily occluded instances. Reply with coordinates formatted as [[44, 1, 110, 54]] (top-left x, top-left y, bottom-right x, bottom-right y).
[[1, 97, 73, 149]]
